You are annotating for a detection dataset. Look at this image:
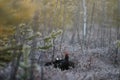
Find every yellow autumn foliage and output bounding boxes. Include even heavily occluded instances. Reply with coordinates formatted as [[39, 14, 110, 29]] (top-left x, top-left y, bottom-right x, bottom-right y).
[[0, 0, 39, 45], [0, 0, 38, 25]]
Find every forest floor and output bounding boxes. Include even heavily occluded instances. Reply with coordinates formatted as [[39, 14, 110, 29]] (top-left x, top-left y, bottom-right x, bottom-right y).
[[0, 29, 120, 80], [43, 46, 120, 80]]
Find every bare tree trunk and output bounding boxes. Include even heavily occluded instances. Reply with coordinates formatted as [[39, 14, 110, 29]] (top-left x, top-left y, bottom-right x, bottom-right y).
[[52, 39, 55, 62], [40, 51, 45, 80], [113, 0, 120, 66], [70, 30, 76, 44], [114, 21, 120, 66], [9, 26, 24, 80], [82, 0, 87, 50], [10, 51, 22, 80], [30, 11, 39, 80], [100, 0, 106, 48], [60, 0, 66, 58], [72, 0, 84, 53], [118, 0, 120, 78], [60, 27, 65, 58], [109, 26, 112, 46], [87, 2, 95, 49]]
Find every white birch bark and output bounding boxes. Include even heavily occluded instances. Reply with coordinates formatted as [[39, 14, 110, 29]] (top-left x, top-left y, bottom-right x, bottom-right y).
[[82, 0, 87, 37]]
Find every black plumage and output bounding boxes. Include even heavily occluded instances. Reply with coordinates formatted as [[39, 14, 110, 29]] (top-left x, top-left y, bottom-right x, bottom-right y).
[[45, 54, 75, 70]]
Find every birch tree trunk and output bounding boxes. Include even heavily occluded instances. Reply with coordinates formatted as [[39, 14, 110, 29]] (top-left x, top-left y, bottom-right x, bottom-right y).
[[82, 0, 87, 49]]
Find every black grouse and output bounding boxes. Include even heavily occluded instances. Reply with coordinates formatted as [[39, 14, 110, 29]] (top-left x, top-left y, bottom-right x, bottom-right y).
[[45, 51, 74, 70]]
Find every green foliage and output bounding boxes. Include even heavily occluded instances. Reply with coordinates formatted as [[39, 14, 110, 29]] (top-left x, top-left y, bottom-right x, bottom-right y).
[[51, 30, 63, 38], [43, 30, 62, 43], [0, 45, 22, 68], [19, 44, 31, 80], [116, 40, 120, 48], [38, 44, 52, 50], [44, 36, 52, 43], [38, 30, 62, 50], [26, 32, 41, 40], [21, 44, 31, 66]]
